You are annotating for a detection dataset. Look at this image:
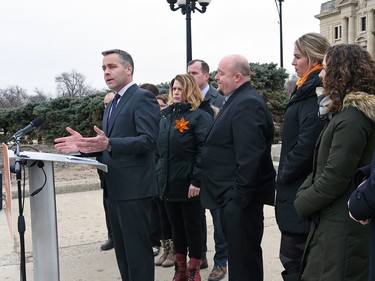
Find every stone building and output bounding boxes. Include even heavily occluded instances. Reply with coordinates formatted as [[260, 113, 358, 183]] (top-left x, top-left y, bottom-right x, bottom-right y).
[[316, 0, 375, 57]]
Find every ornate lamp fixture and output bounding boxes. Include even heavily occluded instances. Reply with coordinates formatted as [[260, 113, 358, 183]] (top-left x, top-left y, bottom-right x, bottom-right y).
[[166, 0, 212, 65]]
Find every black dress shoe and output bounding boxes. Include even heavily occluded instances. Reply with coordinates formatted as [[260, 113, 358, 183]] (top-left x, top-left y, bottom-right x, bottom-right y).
[[101, 239, 114, 251], [200, 256, 208, 269]]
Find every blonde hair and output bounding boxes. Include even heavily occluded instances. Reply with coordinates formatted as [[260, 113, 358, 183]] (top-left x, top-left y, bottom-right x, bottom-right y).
[[295, 33, 330, 66], [168, 74, 203, 110]]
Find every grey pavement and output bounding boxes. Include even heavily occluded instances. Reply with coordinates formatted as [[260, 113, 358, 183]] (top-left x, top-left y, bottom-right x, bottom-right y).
[[1, 144, 283, 280], [0, 189, 282, 281]]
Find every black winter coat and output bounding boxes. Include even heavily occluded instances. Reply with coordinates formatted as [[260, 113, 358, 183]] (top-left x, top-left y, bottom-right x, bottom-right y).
[[275, 70, 327, 234], [156, 101, 213, 201], [349, 151, 375, 281]]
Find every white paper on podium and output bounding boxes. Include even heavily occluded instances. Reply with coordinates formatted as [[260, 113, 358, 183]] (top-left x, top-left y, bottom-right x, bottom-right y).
[[7, 150, 107, 172]]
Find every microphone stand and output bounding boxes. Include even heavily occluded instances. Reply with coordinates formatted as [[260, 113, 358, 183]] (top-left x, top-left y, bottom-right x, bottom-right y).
[[13, 137, 27, 281]]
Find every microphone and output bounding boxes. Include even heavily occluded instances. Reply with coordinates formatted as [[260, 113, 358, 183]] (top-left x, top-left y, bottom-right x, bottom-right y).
[[12, 117, 44, 139]]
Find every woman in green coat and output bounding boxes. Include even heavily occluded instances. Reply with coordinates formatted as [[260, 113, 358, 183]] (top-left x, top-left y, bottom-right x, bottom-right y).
[[294, 44, 375, 281]]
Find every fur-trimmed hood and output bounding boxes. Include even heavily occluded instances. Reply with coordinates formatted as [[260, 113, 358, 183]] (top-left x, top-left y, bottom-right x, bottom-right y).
[[342, 92, 375, 122]]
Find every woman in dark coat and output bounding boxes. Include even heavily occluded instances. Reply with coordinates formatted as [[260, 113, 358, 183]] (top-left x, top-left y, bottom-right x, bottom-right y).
[[349, 151, 375, 281], [294, 44, 375, 281], [275, 32, 330, 281], [156, 74, 214, 281]]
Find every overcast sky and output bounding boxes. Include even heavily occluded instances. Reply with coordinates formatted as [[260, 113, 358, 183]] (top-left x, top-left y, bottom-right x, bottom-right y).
[[0, 0, 323, 96]]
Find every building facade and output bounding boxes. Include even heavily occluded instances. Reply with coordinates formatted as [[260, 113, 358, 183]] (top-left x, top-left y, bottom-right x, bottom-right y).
[[316, 0, 375, 57]]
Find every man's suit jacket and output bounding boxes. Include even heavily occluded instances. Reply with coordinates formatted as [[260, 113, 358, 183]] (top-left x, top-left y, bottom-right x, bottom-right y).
[[201, 82, 276, 209], [205, 85, 225, 108], [101, 84, 160, 200]]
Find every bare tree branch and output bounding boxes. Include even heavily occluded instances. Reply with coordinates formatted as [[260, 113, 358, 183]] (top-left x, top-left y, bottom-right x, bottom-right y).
[[55, 70, 93, 97]]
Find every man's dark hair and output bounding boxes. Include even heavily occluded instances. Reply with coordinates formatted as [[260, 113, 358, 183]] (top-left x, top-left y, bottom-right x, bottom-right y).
[[188, 59, 210, 74], [102, 49, 134, 74]]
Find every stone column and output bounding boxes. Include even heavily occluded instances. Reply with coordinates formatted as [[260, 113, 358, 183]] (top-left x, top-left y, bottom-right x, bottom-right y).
[[348, 15, 356, 43], [342, 17, 348, 43], [367, 9, 374, 56]]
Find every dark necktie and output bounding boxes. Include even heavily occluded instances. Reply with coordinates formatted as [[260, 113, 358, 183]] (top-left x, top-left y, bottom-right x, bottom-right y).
[[108, 93, 120, 127]]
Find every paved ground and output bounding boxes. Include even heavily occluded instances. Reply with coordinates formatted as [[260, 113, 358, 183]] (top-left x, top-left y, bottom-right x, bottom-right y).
[[1, 144, 282, 280], [0, 188, 282, 281]]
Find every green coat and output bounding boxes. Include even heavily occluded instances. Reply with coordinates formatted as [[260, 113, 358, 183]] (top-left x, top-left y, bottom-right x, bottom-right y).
[[294, 92, 375, 281]]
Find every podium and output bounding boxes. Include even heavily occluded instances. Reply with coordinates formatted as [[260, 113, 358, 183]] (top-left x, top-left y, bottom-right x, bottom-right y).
[[5, 147, 107, 281]]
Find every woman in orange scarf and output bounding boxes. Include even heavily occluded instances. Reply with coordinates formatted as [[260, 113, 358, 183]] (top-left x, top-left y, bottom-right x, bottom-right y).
[[275, 32, 330, 281]]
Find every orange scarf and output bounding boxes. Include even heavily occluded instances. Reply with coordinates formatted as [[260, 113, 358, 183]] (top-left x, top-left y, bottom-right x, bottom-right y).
[[296, 64, 323, 88]]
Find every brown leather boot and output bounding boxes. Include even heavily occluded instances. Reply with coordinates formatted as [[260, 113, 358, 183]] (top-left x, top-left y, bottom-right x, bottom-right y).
[[172, 253, 187, 281], [155, 240, 168, 266], [162, 239, 175, 267], [187, 257, 201, 281]]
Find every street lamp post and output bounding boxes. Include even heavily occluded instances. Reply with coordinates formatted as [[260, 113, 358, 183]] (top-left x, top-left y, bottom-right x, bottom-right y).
[[166, 0, 212, 66], [275, 0, 284, 68]]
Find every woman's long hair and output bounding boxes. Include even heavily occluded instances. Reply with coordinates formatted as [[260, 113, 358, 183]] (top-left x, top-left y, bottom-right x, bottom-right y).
[[324, 44, 375, 112], [295, 32, 330, 67], [167, 74, 203, 110]]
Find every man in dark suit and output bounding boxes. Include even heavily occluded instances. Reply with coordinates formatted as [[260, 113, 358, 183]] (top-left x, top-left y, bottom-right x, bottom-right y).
[[188, 59, 228, 281], [54, 49, 160, 280], [201, 54, 276, 281]]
